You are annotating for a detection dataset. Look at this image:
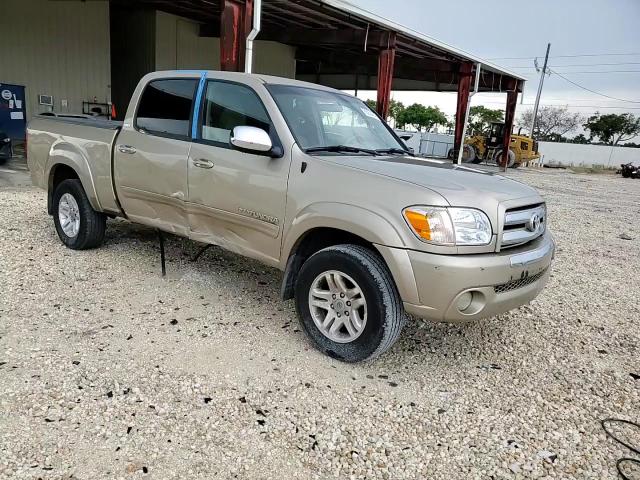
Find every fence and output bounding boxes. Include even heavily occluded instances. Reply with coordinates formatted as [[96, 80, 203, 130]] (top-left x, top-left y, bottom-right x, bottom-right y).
[[537, 142, 639, 168], [418, 133, 454, 157], [401, 130, 640, 167]]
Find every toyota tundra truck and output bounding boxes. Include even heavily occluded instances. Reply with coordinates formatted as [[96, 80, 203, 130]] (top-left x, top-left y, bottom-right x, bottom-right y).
[[27, 71, 554, 362]]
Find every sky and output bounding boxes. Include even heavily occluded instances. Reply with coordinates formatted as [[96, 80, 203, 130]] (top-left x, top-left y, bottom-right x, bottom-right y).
[[347, 0, 640, 135]]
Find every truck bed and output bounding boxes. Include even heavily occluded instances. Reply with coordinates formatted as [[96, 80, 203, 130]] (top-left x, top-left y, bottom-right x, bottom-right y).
[[27, 115, 123, 215], [37, 115, 122, 130]]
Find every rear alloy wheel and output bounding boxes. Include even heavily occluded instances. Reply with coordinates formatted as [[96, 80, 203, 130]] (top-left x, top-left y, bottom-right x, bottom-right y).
[[53, 179, 106, 250], [295, 245, 405, 362]]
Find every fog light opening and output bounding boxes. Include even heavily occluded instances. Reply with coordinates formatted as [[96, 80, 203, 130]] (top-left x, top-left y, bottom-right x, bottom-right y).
[[456, 290, 486, 315], [457, 292, 473, 312]]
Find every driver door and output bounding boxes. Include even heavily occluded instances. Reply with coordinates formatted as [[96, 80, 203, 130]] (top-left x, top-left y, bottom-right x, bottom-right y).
[[186, 80, 290, 266]]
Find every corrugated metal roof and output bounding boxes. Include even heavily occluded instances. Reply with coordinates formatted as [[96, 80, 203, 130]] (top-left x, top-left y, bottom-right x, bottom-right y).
[[321, 0, 527, 82]]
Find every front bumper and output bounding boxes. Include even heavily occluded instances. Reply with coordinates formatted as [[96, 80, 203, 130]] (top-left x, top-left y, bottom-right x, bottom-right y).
[[377, 232, 555, 323]]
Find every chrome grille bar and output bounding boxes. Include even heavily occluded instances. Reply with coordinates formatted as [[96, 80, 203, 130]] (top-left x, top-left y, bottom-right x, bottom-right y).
[[501, 204, 546, 248]]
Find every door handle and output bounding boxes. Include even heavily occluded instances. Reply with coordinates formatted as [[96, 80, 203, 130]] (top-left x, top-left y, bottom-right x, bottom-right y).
[[192, 158, 214, 169], [118, 145, 137, 155]]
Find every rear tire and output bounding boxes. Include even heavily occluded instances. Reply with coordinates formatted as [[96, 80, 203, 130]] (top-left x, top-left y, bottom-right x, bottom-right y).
[[294, 245, 405, 362], [52, 179, 106, 250]]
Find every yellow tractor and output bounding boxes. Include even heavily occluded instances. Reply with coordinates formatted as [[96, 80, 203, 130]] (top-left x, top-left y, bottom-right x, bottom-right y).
[[448, 122, 540, 168]]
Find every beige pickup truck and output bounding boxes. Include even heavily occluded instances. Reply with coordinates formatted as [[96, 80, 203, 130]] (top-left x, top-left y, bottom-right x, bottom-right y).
[[27, 71, 554, 362]]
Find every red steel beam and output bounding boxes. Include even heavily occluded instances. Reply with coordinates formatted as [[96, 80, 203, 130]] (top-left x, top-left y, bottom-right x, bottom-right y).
[[498, 79, 520, 170], [220, 0, 253, 71], [453, 62, 473, 155], [376, 32, 396, 120]]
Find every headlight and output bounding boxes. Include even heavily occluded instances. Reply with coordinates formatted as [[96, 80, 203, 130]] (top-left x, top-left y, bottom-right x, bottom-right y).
[[403, 206, 492, 246]]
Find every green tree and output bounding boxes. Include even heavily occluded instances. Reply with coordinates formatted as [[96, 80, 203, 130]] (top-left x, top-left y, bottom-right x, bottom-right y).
[[389, 100, 405, 123], [571, 134, 590, 144], [468, 106, 504, 135], [364, 99, 405, 124], [584, 113, 640, 145], [396, 103, 448, 132]]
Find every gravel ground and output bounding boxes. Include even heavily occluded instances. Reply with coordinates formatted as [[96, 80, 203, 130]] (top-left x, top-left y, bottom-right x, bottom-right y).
[[1, 169, 639, 479]]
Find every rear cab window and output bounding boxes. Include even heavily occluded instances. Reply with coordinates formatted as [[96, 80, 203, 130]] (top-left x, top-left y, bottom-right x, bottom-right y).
[[135, 79, 198, 139]]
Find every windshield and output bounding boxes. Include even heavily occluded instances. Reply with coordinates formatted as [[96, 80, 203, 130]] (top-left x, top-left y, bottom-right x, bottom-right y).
[[267, 84, 407, 154]]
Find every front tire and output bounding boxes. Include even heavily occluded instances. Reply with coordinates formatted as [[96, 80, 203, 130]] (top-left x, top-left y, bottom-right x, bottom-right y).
[[295, 245, 405, 362], [52, 179, 106, 250]]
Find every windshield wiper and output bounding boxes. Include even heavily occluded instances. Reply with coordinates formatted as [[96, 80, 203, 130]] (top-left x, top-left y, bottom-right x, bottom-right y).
[[375, 147, 410, 155], [304, 145, 380, 156]]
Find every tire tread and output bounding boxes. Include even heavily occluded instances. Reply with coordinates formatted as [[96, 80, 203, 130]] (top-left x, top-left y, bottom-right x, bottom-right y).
[[53, 179, 106, 250], [304, 244, 405, 361]]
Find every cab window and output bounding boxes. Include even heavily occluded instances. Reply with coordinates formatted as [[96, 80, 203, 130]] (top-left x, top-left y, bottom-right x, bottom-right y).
[[136, 79, 197, 139]]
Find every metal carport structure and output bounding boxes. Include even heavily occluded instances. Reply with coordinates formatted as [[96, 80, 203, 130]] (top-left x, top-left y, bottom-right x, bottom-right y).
[[111, 0, 527, 162]]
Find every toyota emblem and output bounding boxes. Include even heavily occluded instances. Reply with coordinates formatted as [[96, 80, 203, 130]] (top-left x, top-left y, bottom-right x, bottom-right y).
[[527, 213, 542, 232]]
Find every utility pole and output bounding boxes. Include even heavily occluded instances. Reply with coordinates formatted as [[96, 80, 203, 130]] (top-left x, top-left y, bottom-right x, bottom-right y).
[[530, 43, 551, 138]]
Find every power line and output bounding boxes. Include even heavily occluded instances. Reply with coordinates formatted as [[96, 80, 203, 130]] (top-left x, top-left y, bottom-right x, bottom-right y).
[[552, 70, 640, 74], [479, 100, 640, 110], [507, 62, 640, 69], [488, 52, 640, 60], [548, 68, 640, 103], [550, 62, 640, 67], [505, 67, 640, 74]]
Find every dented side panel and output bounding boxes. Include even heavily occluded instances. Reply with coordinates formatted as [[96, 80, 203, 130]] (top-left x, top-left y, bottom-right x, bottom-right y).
[[113, 128, 192, 236], [186, 141, 291, 266]]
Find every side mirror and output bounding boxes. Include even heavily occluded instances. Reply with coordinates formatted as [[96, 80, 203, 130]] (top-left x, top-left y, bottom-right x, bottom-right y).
[[230, 126, 273, 155]]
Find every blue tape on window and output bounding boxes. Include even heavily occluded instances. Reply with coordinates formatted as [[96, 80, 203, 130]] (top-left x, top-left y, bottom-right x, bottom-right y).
[[191, 72, 207, 140]]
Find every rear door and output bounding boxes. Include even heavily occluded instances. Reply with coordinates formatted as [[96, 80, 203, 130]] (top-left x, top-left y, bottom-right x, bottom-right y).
[[187, 79, 290, 266], [114, 77, 198, 236]]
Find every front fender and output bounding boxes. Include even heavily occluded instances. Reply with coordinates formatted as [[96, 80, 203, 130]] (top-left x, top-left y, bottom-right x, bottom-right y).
[[282, 202, 407, 264], [46, 141, 102, 212], [280, 202, 421, 305]]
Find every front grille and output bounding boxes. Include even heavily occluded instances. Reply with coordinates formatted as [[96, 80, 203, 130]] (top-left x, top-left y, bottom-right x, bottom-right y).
[[494, 268, 548, 294], [500, 203, 546, 249]]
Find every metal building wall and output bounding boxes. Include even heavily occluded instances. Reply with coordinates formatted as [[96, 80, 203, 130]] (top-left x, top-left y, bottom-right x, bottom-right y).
[[0, 0, 111, 120], [110, 5, 156, 120], [155, 11, 296, 77]]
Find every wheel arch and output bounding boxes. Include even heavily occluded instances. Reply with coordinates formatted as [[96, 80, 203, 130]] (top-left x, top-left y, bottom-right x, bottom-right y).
[[280, 204, 416, 302], [46, 141, 101, 214]]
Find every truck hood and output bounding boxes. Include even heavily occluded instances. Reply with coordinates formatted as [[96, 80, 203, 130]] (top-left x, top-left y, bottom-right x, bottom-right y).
[[324, 155, 541, 206]]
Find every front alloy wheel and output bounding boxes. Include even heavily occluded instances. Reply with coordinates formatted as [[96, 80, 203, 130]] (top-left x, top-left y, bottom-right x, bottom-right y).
[[309, 270, 367, 343]]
